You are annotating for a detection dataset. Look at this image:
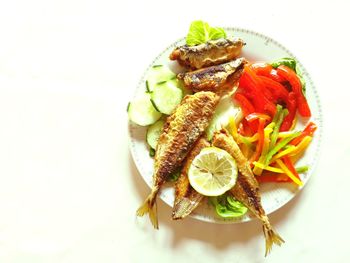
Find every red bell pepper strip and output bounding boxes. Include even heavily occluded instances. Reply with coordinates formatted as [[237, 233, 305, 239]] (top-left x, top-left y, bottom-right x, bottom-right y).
[[276, 65, 311, 117], [256, 170, 292, 183], [251, 63, 285, 82], [282, 156, 300, 180], [233, 93, 255, 117], [259, 76, 289, 102], [290, 122, 317, 145], [269, 69, 285, 83], [239, 67, 276, 116], [280, 92, 297, 131]]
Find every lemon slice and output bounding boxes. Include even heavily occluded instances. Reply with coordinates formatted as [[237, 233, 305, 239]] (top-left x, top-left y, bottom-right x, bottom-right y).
[[188, 147, 238, 196]]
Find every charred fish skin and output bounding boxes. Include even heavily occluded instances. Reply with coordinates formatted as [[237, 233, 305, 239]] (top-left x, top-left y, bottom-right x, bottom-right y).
[[212, 129, 284, 256], [177, 58, 246, 94], [169, 38, 245, 69], [136, 92, 220, 229], [172, 137, 210, 220]]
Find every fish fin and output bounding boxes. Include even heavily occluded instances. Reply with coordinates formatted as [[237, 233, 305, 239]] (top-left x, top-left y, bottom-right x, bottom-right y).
[[262, 223, 285, 256], [172, 194, 203, 220], [136, 188, 159, 229]]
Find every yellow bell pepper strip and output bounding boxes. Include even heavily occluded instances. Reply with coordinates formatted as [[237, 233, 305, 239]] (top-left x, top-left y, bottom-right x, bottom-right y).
[[278, 131, 297, 139], [228, 116, 238, 140], [270, 145, 297, 163], [276, 159, 303, 186], [289, 136, 312, 157], [269, 106, 288, 150], [253, 122, 275, 175], [264, 132, 301, 165], [253, 161, 284, 173]]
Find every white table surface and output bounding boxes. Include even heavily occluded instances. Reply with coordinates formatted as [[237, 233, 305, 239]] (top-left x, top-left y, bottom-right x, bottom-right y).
[[0, 0, 349, 262]]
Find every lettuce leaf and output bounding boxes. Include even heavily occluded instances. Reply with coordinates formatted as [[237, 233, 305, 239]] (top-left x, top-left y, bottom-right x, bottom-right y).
[[186, 20, 226, 46], [209, 193, 247, 218]]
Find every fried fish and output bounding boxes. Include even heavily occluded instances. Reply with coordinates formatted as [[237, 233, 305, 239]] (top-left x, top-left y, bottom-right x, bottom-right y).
[[137, 92, 219, 229], [177, 58, 246, 94], [169, 38, 245, 69], [172, 137, 210, 220], [212, 129, 284, 256]]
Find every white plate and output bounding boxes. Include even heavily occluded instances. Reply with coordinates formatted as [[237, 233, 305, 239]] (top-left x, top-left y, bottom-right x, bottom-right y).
[[128, 28, 323, 223]]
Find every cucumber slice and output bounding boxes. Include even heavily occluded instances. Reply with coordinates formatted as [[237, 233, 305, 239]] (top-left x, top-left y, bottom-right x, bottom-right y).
[[150, 80, 183, 115], [146, 119, 165, 149], [147, 65, 176, 92], [128, 93, 162, 126]]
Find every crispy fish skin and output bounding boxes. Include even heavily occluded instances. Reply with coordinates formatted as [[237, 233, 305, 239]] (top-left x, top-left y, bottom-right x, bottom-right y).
[[137, 92, 219, 229], [169, 38, 245, 69], [212, 129, 284, 256], [172, 137, 210, 220], [177, 58, 246, 94]]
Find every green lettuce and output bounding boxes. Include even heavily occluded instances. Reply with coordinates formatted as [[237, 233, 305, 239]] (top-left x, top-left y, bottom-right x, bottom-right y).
[[186, 20, 227, 46], [209, 193, 247, 218]]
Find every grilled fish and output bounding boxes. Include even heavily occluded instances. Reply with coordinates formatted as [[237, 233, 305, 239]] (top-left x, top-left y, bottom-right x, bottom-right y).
[[137, 92, 219, 229], [177, 58, 246, 95], [212, 129, 284, 256], [172, 137, 210, 220], [169, 38, 245, 69]]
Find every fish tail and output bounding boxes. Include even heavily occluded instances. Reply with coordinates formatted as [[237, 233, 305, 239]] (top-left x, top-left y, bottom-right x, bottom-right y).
[[136, 188, 159, 229], [172, 194, 203, 220], [262, 221, 285, 256]]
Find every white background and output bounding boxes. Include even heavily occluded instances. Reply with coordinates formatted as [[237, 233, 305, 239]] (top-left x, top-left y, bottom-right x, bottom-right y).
[[0, 0, 349, 262]]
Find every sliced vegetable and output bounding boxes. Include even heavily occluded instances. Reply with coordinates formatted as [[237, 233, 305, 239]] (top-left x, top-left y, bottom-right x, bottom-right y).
[[249, 119, 265, 163], [282, 156, 300, 180], [233, 93, 255, 117], [186, 20, 227, 46], [253, 161, 284, 173], [150, 80, 183, 115], [271, 57, 306, 94], [269, 105, 287, 149], [289, 136, 312, 157], [147, 65, 176, 92], [290, 122, 317, 145], [209, 193, 248, 218], [264, 132, 301, 165], [146, 119, 165, 150], [149, 148, 155, 157], [271, 57, 297, 71], [256, 171, 291, 183], [167, 171, 180, 182], [277, 65, 311, 117], [253, 122, 275, 175], [239, 66, 276, 116], [276, 159, 303, 186], [128, 93, 162, 126], [280, 92, 297, 131], [296, 166, 309, 173]]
